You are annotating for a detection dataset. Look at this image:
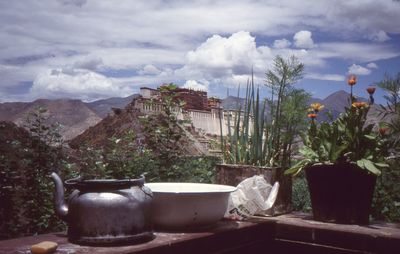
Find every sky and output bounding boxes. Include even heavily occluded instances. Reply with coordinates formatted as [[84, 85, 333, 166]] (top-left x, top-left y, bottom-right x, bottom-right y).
[[1, 0, 400, 104]]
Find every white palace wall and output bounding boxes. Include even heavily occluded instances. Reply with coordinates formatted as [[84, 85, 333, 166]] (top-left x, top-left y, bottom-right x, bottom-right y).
[[134, 97, 252, 136]]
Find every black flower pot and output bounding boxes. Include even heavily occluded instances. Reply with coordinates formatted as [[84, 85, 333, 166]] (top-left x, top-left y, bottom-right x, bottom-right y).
[[305, 163, 377, 224]]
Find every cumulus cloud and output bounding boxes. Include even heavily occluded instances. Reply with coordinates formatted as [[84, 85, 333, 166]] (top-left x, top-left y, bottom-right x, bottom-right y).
[[31, 68, 133, 101], [273, 39, 291, 49], [369, 30, 391, 42], [367, 62, 378, 69], [347, 64, 371, 76], [293, 31, 315, 49], [186, 31, 265, 71], [182, 31, 271, 80], [172, 31, 276, 89], [183, 80, 208, 91], [347, 62, 379, 77], [138, 64, 162, 75], [176, 30, 399, 89]]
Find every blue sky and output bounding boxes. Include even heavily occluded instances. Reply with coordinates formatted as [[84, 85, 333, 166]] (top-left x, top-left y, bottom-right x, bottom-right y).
[[0, 0, 400, 104]]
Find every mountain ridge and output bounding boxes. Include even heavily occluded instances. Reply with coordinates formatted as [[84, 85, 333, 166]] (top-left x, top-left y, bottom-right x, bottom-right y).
[[0, 90, 370, 140]]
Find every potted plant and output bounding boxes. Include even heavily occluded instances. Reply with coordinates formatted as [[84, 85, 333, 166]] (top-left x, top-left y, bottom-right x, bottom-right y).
[[216, 78, 292, 215], [216, 56, 309, 215], [285, 75, 390, 224]]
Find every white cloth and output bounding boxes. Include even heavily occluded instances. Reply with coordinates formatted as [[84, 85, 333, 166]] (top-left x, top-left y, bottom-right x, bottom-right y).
[[224, 175, 279, 220]]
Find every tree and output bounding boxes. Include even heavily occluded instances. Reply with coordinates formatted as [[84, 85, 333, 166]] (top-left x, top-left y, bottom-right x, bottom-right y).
[[280, 88, 311, 167], [377, 72, 400, 147], [372, 72, 400, 222], [265, 55, 305, 168], [0, 107, 73, 239]]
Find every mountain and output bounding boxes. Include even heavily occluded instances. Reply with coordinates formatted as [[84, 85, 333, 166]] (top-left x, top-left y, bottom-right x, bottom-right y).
[[221, 91, 357, 119], [321, 90, 351, 113], [87, 94, 139, 118], [0, 95, 138, 140], [17, 99, 102, 140], [0, 102, 31, 121], [221, 96, 246, 110], [220, 90, 373, 123], [0, 99, 102, 140], [0, 90, 374, 141], [315, 90, 369, 121]]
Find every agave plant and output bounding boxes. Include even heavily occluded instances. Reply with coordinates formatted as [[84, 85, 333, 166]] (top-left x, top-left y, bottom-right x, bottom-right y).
[[220, 74, 273, 166], [220, 56, 309, 167]]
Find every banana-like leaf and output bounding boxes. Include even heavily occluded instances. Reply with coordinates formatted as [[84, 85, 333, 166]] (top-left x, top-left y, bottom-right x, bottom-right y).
[[374, 162, 390, 168], [285, 159, 311, 176], [364, 134, 376, 140], [357, 158, 381, 175]]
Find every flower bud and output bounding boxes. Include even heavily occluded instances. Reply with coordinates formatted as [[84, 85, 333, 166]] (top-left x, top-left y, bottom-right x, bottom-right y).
[[366, 86, 376, 95], [347, 75, 357, 86], [308, 113, 317, 119]]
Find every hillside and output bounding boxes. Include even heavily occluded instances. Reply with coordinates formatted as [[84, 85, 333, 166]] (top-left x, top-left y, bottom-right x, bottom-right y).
[[69, 100, 206, 156], [0, 90, 376, 142], [221, 96, 246, 110], [10, 99, 102, 140], [0, 121, 35, 156], [0, 95, 137, 140], [87, 94, 139, 118], [0, 102, 31, 121]]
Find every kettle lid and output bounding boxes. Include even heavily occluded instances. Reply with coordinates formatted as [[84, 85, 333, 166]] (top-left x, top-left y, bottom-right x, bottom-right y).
[[65, 176, 145, 191]]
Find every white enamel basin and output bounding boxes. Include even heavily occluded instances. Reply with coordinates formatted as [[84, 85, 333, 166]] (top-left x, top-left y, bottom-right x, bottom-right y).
[[145, 182, 236, 229]]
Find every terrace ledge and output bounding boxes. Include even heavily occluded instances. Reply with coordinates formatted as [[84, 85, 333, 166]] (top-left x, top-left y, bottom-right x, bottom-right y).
[[0, 212, 399, 254]]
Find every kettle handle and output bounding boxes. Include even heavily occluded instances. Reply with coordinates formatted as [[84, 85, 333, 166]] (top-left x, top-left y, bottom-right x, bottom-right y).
[[50, 172, 69, 222]]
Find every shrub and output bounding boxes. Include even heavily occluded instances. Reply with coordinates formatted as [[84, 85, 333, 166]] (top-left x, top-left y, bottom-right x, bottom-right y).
[[0, 108, 74, 240]]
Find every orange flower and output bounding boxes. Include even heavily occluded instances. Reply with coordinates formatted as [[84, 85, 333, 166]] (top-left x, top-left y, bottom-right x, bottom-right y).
[[310, 103, 325, 113], [308, 113, 317, 119], [352, 101, 368, 108], [347, 75, 357, 86], [366, 86, 376, 95], [379, 127, 389, 136]]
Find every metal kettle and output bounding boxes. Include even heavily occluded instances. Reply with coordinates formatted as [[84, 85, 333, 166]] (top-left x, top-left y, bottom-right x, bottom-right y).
[[51, 172, 153, 245]]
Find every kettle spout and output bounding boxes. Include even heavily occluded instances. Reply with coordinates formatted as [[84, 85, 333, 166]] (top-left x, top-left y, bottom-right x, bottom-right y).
[[50, 172, 68, 221]]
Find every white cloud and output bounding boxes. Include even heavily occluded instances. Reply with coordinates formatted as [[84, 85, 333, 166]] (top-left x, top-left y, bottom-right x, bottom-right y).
[[185, 31, 268, 72], [367, 62, 378, 69], [305, 73, 345, 81], [1, 1, 400, 101], [369, 30, 391, 42], [273, 39, 291, 49], [138, 64, 162, 75], [223, 74, 264, 88], [293, 31, 315, 49], [177, 31, 399, 89], [183, 80, 208, 91], [317, 42, 400, 62], [180, 31, 272, 84], [58, 0, 87, 7], [31, 68, 133, 101], [347, 64, 371, 76], [73, 57, 104, 71]]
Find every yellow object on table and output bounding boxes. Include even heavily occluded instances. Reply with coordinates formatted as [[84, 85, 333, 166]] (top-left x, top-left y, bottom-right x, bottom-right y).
[[30, 241, 58, 254]]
